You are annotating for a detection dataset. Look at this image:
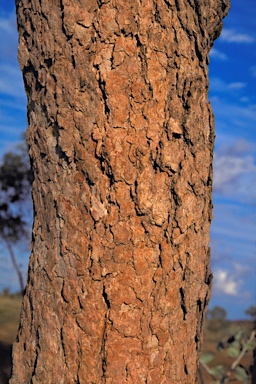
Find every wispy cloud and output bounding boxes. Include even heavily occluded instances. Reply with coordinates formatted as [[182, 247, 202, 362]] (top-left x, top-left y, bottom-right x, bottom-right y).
[[210, 48, 228, 61], [251, 66, 256, 77], [220, 28, 255, 43], [210, 77, 246, 93], [240, 96, 250, 103], [0, 10, 26, 105], [210, 95, 256, 139], [213, 139, 256, 196], [0, 15, 16, 33], [0, 10, 18, 63], [0, 125, 27, 154], [217, 138, 255, 155], [228, 82, 246, 90], [0, 63, 25, 99]]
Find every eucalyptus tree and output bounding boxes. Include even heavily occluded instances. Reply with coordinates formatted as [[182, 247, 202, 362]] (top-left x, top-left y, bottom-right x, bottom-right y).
[[11, 0, 229, 382]]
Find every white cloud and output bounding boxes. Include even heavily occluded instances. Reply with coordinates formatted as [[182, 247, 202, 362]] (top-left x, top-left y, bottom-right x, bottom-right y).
[[212, 261, 253, 302], [220, 28, 255, 43], [213, 268, 240, 296], [210, 48, 227, 61]]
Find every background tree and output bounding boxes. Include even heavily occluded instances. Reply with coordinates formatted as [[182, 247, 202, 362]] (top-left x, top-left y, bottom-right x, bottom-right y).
[[0, 140, 32, 293], [245, 306, 256, 322], [11, 0, 230, 383], [206, 306, 228, 331]]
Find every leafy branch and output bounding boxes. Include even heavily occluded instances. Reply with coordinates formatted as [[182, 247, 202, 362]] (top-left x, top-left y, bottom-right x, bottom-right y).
[[199, 328, 256, 384]]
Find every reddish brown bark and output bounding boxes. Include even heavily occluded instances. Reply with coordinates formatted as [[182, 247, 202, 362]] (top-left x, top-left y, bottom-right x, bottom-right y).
[[11, 0, 229, 383]]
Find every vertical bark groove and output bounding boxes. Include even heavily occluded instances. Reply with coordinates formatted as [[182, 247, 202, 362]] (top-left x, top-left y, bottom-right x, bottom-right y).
[[11, 0, 229, 383]]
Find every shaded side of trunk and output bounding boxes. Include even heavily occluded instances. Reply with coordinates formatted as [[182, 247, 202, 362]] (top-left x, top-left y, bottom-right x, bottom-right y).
[[11, 0, 229, 383]]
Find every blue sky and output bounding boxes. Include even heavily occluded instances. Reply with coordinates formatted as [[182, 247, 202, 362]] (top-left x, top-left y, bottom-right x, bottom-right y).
[[208, 0, 256, 319], [0, 1, 255, 319]]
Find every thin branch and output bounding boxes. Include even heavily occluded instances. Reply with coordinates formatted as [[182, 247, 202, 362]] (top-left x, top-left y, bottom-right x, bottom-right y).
[[197, 366, 205, 384], [199, 359, 219, 382], [5, 239, 25, 294]]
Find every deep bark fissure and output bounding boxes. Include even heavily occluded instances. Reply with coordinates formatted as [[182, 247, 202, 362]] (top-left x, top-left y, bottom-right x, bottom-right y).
[[31, 349, 39, 381], [59, 0, 72, 41], [60, 327, 66, 358], [101, 286, 110, 382], [180, 287, 187, 320], [102, 285, 111, 310], [97, 76, 111, 117], [184, 362, 188, 375]]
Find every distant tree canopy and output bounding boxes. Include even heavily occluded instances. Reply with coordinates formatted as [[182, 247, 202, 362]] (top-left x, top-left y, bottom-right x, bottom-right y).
[[0, 139, 33, 292], [0, 141, 32, 241], [206, 306, 228, 331], [245, 305, 256, 321], [207, 306, 227, 321]]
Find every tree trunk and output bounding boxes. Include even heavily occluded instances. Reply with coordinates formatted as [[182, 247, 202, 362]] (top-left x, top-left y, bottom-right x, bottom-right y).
[[11, 0, 229, 382]]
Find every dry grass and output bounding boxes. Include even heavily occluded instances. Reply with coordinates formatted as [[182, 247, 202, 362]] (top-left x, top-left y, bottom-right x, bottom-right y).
[[0, 294, 22, 384]]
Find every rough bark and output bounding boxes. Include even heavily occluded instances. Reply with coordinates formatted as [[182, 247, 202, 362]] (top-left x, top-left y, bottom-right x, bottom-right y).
[[11, 0, 229, 383]]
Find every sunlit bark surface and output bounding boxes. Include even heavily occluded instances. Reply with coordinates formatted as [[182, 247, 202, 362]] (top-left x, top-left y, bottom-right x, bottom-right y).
[[11, 0, 229, 382]]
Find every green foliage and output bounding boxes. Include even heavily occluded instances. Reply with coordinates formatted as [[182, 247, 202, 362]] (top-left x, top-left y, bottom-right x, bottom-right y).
[[227, 341, 240, 358], [211, 365, 225, 379], [200, 351, 214, 364], [235, 366, 249, 383], [199, 327, 256, 384]]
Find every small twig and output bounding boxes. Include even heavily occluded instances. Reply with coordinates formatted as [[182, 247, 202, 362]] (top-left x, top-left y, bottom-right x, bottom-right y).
[[224, 329, 256, 381], [5, 238, 25, 294], [197, 366, 205, 384], [232, 330, 255, 370]]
